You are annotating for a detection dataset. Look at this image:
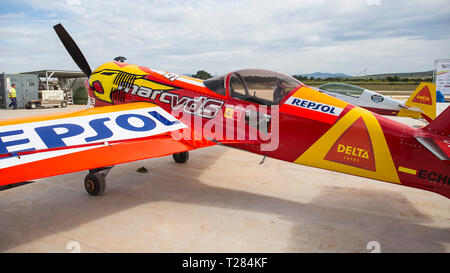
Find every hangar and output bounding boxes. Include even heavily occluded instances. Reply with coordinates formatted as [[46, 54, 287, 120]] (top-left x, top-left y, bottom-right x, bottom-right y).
[[0, 70, 86, 109]]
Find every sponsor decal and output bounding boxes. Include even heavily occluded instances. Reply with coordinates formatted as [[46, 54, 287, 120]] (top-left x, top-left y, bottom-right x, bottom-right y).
[[116, 81, 224, 119], [281, 87, 349, 124], [285, 97, 343, 116], [163, 72, 181, 82], [412, 85, 432, 105], [324, 117, 375, 171], [294, 107, 400, 184], [90, 68, 223, 118], [169, 95, 223, 119], [0, 107, 186, 156], [224, 107, 234, 119], [89, 69, 178, 104], [90, 71, 223, 119], [224, 105, 245, 121], [417, 170, 450, 185], [88, 96, 96, 106], [371, 94, 384, 103]]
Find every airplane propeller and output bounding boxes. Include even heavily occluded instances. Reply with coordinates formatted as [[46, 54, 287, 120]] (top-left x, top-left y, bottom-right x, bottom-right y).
[[53, 23, 92, 77]]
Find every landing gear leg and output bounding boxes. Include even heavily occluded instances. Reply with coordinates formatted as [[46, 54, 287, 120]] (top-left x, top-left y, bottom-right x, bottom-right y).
[[84, 166, 113, 196], [172, 151, 189, 164]]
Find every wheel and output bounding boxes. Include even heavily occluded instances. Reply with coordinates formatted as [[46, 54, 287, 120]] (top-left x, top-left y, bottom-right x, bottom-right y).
[[30, 103, 37, 109], [172, 151, 189, 164], [61, 101, 67, 108], [84, 173, 106, 196]]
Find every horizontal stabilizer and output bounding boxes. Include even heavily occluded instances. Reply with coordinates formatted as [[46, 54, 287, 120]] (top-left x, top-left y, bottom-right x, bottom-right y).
[[416, 137, 449, 163]]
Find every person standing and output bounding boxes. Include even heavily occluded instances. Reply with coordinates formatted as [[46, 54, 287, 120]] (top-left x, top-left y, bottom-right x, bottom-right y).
[[8, 83, 17, 109]]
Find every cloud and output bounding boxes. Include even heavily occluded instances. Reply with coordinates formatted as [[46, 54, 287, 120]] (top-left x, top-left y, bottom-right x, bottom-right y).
[[0, 12, 26, 19], [0, 0, 448, 75], [66, 0, 81, 6], [367, 0, 381, 6]]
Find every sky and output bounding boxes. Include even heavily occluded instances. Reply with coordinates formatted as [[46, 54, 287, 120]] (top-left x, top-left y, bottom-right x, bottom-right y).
[[0, 0, 449, 76]]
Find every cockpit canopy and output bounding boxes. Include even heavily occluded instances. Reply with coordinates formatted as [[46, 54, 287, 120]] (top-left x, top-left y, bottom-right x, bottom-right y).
[[204, 69, 301, 105], [318, 83, 366, 98]]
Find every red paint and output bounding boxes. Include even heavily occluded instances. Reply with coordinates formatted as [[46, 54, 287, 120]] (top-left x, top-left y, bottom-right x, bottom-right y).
[[412, 85, 432, 105]]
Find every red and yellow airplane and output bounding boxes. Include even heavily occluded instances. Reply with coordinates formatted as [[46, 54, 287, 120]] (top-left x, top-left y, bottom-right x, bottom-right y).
[[0, 24, 449, 199]]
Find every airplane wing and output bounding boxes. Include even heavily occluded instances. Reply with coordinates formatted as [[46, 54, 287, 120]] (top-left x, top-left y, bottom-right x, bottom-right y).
[[0, 102, 214, 186]]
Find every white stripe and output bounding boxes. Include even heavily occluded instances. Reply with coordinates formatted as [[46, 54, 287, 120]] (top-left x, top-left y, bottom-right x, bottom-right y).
[[0, 106, 186, 155], [0, 145, 102, 169], [151, 69, 205, 87], [178, 76, 205, 87]]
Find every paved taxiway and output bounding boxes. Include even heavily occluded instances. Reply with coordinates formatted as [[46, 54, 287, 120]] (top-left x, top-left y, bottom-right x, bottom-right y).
[[0, 103, 449, 252]]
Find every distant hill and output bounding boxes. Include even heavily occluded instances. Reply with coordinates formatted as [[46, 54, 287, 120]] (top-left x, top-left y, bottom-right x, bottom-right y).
[[360, 70, 433, 79], [295, 71, 433, 80], [295, 72, 352, 79]]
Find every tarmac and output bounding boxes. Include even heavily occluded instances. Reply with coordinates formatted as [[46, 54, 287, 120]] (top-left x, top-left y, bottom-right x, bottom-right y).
[[0, 103, 449, 253]]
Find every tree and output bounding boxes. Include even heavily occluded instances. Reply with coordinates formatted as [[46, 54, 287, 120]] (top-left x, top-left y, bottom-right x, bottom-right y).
[[192, 70, 212, 80], [293, 75, 308, 81]]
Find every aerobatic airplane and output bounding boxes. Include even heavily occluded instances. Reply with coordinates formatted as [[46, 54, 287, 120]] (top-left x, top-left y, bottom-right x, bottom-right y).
[[0, 24, 449, 199], [317, 82, 436, 120]]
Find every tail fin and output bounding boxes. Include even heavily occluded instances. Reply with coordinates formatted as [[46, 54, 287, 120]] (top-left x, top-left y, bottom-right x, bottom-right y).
[[405, 82, 436, 119], [419, 106, 450, 166], [424, 105, 450, 137]]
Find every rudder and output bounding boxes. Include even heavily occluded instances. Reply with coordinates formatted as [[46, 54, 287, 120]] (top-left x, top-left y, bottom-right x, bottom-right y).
[[405, 82, 436, 119], [424, 105, 450, 137]]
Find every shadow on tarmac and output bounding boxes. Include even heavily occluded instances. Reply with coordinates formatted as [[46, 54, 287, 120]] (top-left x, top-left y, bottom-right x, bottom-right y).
[[0, 146, 448, 252]]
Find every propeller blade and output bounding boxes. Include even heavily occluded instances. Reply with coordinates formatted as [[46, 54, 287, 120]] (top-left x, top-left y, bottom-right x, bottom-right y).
[[53, 23, 92, 77]]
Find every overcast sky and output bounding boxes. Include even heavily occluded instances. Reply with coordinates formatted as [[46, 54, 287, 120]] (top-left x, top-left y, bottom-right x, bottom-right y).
[[0, 0, 449, 76]]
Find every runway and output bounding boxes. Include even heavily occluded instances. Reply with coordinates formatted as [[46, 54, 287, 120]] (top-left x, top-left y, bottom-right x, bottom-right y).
[[0, 104, 449, 252]]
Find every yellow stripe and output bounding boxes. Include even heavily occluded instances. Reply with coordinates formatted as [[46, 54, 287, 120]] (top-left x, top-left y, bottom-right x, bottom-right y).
[[398, 166, 417, 175], [181, 76, 203, 83]]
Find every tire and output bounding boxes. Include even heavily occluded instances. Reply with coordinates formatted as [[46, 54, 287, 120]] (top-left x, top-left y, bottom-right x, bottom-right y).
[[30, 103, 37, 109], [84, 173, 106, 196], [172, 151, 189, 164], [61, 101, 67, 108]]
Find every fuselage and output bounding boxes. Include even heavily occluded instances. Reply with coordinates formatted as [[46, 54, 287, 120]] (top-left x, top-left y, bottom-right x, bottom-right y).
[[86, 61, 450, 198]]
